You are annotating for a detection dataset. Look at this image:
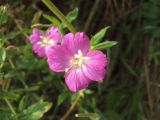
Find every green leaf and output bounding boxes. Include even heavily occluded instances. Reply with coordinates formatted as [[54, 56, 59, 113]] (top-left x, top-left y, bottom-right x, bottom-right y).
[[18, 101, 52, 120], [57, 92, 70, 106], [0, 90, 19, 100], [0, 108, 14, 120], [71, 92, 79, 102], [0, 47, 6, 62], [66, 8, 78, 22], [91, 26, 110, 45], [32, 11, 42, 24], [43, 14, 61, 27], [0, 6, 8, 25], [18, 96, 26, 112], [84, 89, 93, 95], [91, 41, 117, 50]]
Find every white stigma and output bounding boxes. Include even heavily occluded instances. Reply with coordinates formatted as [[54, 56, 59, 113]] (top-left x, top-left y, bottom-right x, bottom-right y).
[[37, 36, 54, 47]]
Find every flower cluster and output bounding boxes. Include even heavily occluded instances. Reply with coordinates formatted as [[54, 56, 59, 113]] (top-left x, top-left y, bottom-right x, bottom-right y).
[[29, 26, 108, 92]]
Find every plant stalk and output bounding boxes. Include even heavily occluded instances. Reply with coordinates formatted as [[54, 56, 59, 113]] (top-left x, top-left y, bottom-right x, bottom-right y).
[[60, 90, 83, 120], [4, 98, 17, 116], [42, 0, 76, 33]]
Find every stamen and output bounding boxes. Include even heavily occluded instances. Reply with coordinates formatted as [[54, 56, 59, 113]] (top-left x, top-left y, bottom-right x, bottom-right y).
[[38, 37, 54, 47], [69, 50, 91, 69]]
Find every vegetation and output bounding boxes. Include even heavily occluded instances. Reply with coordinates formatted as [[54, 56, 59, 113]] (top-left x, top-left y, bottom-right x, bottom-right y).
[[0, 0, 160, 120]]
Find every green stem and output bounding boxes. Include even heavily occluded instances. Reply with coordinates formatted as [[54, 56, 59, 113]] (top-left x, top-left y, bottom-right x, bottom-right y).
[[42, 0, 76, 33], [4, 98, 17, 116], [75, 113, 99, 118], [60, 90, 83, 120]]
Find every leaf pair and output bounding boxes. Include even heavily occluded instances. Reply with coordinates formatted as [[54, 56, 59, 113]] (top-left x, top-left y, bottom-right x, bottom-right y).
[[91, 26, 117, 50]]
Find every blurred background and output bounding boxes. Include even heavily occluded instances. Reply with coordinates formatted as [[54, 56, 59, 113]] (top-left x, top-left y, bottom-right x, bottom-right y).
[[0, 0, 160, 120]]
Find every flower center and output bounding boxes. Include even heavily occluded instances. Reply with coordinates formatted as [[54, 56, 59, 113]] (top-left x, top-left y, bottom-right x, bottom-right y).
[[37, 36, 54, 47], [65, 50, 90, 72]]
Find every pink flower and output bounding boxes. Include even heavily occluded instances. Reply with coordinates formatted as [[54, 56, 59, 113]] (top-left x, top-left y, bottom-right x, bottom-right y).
[[29, 26, 61, 57], [47, 32, 108, 92]]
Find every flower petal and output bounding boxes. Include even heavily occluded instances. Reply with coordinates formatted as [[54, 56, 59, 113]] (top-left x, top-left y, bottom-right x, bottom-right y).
[[32, 43, 46, 57], [47, 26, 61, 44], [83, 50, 108, 81], [29, 28, 42, 44], [62, 32, 90, 55], [46, 45, 71, 72], [86, 50, 108, 68], [65, 69, 91, 92]]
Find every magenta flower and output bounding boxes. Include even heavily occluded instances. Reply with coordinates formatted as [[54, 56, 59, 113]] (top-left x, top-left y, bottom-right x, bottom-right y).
[[29, 26, 61, 57], [47, 32, 108, 92]]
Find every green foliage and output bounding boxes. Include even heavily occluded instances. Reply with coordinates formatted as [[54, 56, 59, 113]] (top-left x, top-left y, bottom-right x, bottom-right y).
[[91, 41, 118, 50], [42, 8, 78, 31], [0, 90, 19, 100], [91, 26, 110, 45], [18, 101, 52, 120], [0, 6, 8, 25], [0, 0, 159, 120], [0, 109, 14, 120], [43, 14, 61, 27], [0, 48, 6, 68], [66, 8, 78, 23], [18, 96, 26, 112], [57, 92, 70, 106], [90, 26, 117, 50]]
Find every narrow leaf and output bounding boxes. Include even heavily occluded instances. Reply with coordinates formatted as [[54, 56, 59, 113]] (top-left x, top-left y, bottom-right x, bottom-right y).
[[0, 6, 8, 25], [57, 92, 70, 106], [91, 26, 110, 45], [43, 14, 61, 27], [91, 41, 117, 50], [0, 90, 19, 100], [66, 8, 78, 22], [0, 48, 6, 62], [18, 96, 26, 112]]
